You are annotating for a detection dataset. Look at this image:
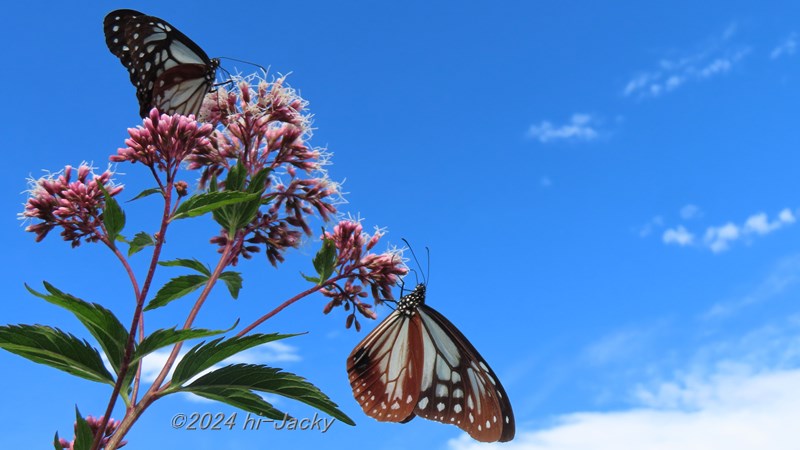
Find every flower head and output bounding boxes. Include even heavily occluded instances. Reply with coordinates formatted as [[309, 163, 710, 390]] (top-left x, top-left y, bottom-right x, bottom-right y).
[[196, 74, 343, 266], [21, 164, 123, 247], [110, 109, 214, 173], [320, 220, 408, 329]]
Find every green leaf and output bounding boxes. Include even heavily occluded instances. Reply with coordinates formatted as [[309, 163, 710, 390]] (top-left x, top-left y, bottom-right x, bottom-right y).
[[300, 273, 320, 284], [119, 358, 139, 404], [184, 364, 354, 425], [99, 184, 125, 243], [182, 386, 286, 420], [73, 406, 92, 450], [128, 187, 163, 202], [159, 258, 211, 276], [172, 191, 259, 221], [134, 326, 234, 363], [171, 333, 299, 387], [26, 283, 128, 374], [128, 231, 155, 256], [0, 325, 114, 384], [224, 162, 247, 191], [219, 271, 243, 299], [145, 275, 209, 311], [313, 238, 337, 284], [247, 168, 271, 195], [53, 432, 63, 450]]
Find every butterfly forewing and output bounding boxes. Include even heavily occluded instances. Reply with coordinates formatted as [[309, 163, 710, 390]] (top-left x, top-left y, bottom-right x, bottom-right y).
[[347, 284, 515, 442], [104, 9, 218, 117]]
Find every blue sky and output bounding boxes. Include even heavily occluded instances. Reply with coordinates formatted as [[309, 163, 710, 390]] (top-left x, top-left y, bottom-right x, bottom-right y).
[[2, 1, 800, 448]]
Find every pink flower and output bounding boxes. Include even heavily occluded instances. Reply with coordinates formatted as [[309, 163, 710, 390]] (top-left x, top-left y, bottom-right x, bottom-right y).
[[22, 165, 123, 247], [320, 220, 408, 329], [111, 109, 214, 172], [196, 74, 341, 266]]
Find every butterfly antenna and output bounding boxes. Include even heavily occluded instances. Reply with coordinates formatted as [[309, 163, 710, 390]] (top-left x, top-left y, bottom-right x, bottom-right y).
[[426, 246, 431, 286], [402, 238, 427, 286], [217, 56, 269, 74]]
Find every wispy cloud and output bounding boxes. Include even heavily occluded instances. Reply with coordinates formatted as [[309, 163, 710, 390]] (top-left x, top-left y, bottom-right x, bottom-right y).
[[623, 24, 750, 99], [637, 216, 663, 238], [704, 254, 800, 318], [771, 32, 797, 59], [526, 114, 600, 143], [679, 204, 701, 220], [659, 208, 796, 252]]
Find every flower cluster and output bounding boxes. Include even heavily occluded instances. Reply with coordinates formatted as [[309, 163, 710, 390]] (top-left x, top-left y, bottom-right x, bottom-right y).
[[110, 109, 214, 174], [57, 415, 126, 449], [197, 75, 341, 265], [22, 165, 123, 247], [320, 220, 408, 330]]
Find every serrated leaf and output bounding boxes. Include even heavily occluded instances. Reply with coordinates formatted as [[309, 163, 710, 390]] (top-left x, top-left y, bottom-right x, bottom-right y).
[[0, 325, 114, 384], [159, 258, 211, 276], [99, 184, 125, 243], [224, 162, 247, 191], [128, 231, 155, 256], [185, 364, 354, 425], [128, 187, 163, 202], [300, 273, 320, 284], [247, 168, 270, 194], [313, 238, 337, 283], [172, 191, 259, 220], [171, 333, 299, 387], [144, 275, 209, 311], [73, 406, 92, 450], [26, 283, 128, 374], [134, 326, 234, 363], [182, 386, 286, 420], [219, 272, 242, 299]]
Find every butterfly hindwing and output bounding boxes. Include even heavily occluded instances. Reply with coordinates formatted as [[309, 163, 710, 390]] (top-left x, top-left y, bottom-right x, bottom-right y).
[[103, 9, 218, 117], [414, 304, 515, 442]]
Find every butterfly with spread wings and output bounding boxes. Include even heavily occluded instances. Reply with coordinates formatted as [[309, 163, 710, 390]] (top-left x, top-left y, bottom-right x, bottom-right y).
[[347, 283, 515, 442], [103, 9, 219, 117]]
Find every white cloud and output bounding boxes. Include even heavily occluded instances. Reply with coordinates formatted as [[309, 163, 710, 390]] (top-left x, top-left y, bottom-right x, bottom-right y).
[[662, 226, 694, 246], [770, 32, 797, 59], [623, 25, 749, 99], [703, 209, 796, 253], [449, 309, 800, 450], [656, 208, 796, 253], [450, 368, 800, 450], [527, 114, 600, 143]]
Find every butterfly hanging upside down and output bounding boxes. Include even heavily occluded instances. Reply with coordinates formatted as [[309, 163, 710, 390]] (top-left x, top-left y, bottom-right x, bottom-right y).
[[103, 9, 219, 117], [347, 283, 515, 442]]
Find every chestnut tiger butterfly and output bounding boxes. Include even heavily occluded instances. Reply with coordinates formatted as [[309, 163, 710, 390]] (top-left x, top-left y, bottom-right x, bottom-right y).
[[103, 9, 219, 117], [346, 280, 515, 442]]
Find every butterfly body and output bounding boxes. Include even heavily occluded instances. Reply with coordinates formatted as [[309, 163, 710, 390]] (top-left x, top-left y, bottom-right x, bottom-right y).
[[347, 284, 515, 442], [104, 9, 219, 117]]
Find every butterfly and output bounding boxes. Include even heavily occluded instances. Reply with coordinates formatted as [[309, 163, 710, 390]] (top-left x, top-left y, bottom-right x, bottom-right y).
[[103, 9, 219, 117], [347, 283, 515, 442]]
